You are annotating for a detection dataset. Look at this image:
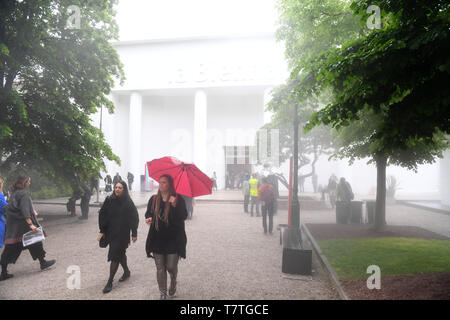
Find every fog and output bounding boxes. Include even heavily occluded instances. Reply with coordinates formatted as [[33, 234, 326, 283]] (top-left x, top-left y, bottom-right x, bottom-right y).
[[110, 0, 449, 206]]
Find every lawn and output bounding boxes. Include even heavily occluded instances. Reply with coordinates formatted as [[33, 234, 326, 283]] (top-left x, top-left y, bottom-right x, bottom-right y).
[[317, 237, 450, 280]]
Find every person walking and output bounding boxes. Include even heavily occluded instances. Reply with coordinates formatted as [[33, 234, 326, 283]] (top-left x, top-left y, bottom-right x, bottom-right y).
[[145, 174, 188, 300], [98, 181, 139, 294], [258, 178, 276, 234], [66, 187, 81, 217], [0, 175, 56, 281], [0, 177, 7, 250], [211, 172, 217, 191], [104, 174, 113, 193], [127, 172, 134, 191], [249, 173, 260, 217], [113, 172, 122, 186], [336, 177, 354, 203], [242, 175, 250, 214], [79, 183, 92, 220], [327, 175, 338, 209], [266, 174, 279, 215], [180, 194, 194, 220]]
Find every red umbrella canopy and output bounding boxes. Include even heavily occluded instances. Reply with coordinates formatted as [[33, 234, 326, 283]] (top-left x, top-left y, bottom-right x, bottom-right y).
[[147, 157, 213, 197]]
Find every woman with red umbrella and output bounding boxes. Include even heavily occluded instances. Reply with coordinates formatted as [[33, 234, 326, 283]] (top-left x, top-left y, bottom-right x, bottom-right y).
[[145, 174, 188, 300]]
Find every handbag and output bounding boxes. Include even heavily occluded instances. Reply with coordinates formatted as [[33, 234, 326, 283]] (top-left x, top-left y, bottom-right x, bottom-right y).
[[99, 233, 109, 248]]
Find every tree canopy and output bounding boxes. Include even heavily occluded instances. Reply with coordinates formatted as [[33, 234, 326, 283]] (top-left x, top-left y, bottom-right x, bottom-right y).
[[0, 0, 124, 188]]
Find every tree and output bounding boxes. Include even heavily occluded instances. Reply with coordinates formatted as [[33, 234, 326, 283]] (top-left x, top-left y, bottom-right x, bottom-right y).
[[0, 0, 123, 189], [266, 0, 362, 190], [265, 81, 337, 191], [302, 0, 450, 231]]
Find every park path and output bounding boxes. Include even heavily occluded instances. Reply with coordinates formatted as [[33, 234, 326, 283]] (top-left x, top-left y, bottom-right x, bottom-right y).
[[0, 200, 339, 300]]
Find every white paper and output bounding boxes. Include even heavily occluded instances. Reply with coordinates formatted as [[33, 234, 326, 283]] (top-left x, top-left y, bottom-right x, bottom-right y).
[[22, 226, 45, 247]]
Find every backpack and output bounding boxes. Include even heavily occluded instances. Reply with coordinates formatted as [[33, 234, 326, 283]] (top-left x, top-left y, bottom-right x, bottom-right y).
[[260, 185, 275, 202]]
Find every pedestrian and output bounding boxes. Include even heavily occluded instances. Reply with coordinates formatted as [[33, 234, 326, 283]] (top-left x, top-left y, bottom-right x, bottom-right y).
[[0, 177, 7, 249], [181, 194, 194, 220], [211, 172, 217, 191], [336, 177, 354, 203], [0, 175, 56, 281], [90, 174, 100, 195], [327, 174, 338, 209], [266, 174, 279, 215], [104, 174, 113, 193], [79, 183, 91, 220], [113, 172, 122, 186], [249, 173, 260, 217], [127, 172, 134, 191], [242, 175, 250, 214], [98, 181, 139, 294], [145, 174, 188, 300], [258, 178, 276, 234]]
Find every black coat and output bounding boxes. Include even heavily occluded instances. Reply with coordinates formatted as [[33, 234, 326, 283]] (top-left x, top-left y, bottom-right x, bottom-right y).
[[4, 189, 41, 245], [145, 194, 188, 259], [98, 195, 139, 253]]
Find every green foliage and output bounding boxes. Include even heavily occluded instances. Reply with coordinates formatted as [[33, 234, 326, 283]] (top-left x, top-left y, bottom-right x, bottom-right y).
[[1, 167, 72, 199], [301, 0, 450, 168], [268, 0, 364, 170], [0, 0, 123, 189], [318, 237, 450, 279]]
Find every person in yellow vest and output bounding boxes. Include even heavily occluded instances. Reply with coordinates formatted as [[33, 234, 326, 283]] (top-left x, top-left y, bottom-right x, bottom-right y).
[[249, 174, 260, 217]]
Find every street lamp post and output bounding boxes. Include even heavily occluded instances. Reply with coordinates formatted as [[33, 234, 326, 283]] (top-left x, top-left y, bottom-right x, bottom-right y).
[[281, 101, 312, 275], [96, 105, 103, 203], [288, 103, 301, 246]]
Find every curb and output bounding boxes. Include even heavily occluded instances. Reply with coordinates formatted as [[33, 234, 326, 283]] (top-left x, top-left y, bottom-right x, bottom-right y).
[[301, 224, 350, 301]]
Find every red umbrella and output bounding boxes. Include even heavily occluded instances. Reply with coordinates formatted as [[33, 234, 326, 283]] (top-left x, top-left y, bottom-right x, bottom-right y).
[[146, 157, 213, 197]]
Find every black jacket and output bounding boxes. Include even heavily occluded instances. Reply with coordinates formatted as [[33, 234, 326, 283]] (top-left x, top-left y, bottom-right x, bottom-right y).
[[145, 194, 188, 258], [99, 195, 139, 249]]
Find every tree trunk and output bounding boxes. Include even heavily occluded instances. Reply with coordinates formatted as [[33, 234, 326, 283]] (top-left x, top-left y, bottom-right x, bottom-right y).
[[374, 155, 387, 232]]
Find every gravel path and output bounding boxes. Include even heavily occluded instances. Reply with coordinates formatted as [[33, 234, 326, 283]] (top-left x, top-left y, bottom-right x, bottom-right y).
[[0, 202, 339, 300]]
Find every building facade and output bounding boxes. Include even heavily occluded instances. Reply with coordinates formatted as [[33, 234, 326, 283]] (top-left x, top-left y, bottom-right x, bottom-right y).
[[92, 34, 287, 190]]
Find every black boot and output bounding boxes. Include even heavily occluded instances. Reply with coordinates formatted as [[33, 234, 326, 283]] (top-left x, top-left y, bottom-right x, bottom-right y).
[[0, 264, 13, 281], [103, 280, 113, 294], [119, 271, 130, 282], [40, 258, 56, 270]]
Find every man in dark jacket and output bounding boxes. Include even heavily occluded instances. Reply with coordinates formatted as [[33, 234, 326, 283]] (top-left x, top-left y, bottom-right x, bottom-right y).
[[113, 172, 122, 186], [79, 183, 91, 220], [127, 172, 134, 191]]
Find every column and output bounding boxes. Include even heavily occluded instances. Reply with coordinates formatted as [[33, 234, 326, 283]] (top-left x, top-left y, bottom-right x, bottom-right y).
[[194, 90, 207, 172], [440, 148, 450, 206], [128, 91, 142, 190], [263, 87, 273, 125]]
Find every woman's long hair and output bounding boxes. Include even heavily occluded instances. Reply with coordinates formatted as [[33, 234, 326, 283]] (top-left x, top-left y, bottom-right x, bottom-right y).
[[153, 174, 177, 231], [12, 175, 30, 192]]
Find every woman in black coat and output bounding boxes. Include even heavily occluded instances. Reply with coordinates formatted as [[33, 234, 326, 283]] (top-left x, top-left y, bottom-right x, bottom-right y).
[[98, 181, 139, 294], [0, 175, 56, 281], [145, 174, 187, 299]]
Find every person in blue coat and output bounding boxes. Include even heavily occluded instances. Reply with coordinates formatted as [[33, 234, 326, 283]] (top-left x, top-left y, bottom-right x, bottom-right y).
[[0, 177, 7, 249]]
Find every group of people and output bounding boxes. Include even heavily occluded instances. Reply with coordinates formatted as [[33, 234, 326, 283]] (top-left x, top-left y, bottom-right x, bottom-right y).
[[225, 171, 249, 190], [99, 173, 188, 299], [104, 172, 135, 193], [320, 174, 354, 208], [0, 174, 188, 300], [242, 173, 279, 235]]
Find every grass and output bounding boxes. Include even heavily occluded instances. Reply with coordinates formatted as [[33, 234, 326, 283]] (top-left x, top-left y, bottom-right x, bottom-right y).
[[317, 237, 450, 280]]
